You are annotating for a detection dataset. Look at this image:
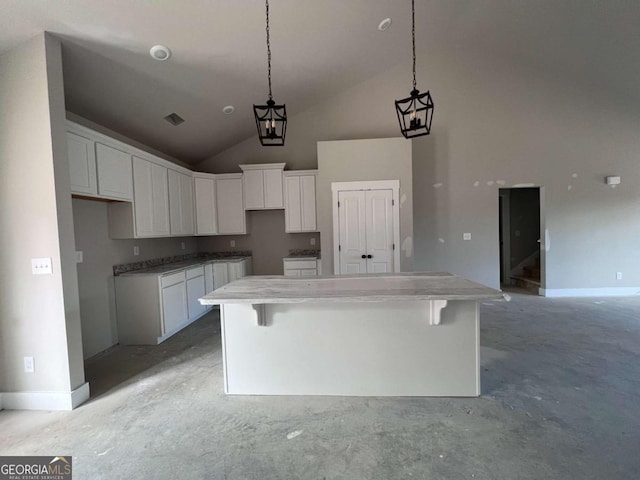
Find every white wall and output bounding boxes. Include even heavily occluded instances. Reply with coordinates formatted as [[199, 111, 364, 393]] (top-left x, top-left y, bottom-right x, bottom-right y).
[[72, 198, 198, 358], [197, 48, 640, 291], [0, 34, 85, 399]]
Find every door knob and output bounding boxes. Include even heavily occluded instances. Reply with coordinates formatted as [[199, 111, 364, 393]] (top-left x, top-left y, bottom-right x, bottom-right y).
[[367, 255, 372, 259], [361, 254, 366, 259]]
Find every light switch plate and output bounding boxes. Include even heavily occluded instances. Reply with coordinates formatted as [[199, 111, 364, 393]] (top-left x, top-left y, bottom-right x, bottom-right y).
[[24, 356, 34, 373], [463, 233, 471, 241], [133, 246, 140, 256], [31, 258, 52, 275], [75, 251, 83, 263], [310, 238, 316, 246], [230, 240, 236, 247], [616, 272, 622, 280], [181, 242, 186, 250]]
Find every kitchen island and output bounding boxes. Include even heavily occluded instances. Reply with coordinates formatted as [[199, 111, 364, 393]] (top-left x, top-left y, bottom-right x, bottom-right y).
[[199, 272, 501, 397]]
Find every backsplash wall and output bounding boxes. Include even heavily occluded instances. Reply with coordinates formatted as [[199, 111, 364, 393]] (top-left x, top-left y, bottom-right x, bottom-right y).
[[196, 210, 320, 275]]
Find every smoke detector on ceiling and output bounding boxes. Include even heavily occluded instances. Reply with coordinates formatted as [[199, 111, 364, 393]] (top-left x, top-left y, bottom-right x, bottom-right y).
[[222, 105, 235, 115], [378, 18, 392, 31], [150, 45, 171, 61]]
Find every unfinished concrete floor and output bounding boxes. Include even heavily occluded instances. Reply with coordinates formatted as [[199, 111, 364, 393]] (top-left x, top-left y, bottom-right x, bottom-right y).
[[1, 291, 639, 479]]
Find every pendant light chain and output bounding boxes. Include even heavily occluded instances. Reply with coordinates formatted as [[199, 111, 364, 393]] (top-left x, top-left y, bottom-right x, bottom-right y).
[[266, 0, 273, 100], [412, 0, 416, 90]]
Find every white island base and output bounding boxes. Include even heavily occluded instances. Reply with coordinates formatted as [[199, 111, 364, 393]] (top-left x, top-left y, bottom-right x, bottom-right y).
[[201, 273, 501, 397]]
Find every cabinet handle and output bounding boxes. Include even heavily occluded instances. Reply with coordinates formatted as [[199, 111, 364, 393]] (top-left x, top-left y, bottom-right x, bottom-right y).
[[367, 255, 373, 259], [361, 254, 366, 259]]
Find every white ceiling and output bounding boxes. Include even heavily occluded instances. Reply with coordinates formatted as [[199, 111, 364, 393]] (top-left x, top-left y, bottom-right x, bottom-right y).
[[3, 1, 640, 164]]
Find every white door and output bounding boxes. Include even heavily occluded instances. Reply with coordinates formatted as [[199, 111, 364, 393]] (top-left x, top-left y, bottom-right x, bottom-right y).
[[338, 190, 367, 274], [216, 177, 246, 234], [186, 275, 206, 320], [337, 189, 394, 274], [243, 169, 264, 209], [67, 132, 97, 195], [365, 189, 394, 273], [95, 143, 133, 200], [263, 168, 284, 208], [161, 282, 187, 334], [195, 177, 218, 235]]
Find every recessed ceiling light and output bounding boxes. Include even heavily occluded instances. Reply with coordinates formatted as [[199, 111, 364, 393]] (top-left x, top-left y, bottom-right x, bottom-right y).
[[222, 105, 235, 115], [378, 18, 392, 31], [150, 45, 171, 61]]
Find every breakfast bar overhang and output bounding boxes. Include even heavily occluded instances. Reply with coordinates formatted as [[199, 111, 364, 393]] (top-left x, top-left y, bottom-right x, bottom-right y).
[[199, 272, 501, 397]]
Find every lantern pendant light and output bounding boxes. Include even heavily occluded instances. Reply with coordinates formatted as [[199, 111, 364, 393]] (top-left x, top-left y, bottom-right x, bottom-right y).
[[253, 0, 287, 146], [395, 0, 434, 139]]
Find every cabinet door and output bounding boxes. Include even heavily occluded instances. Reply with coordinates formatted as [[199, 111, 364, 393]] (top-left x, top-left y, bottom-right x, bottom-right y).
[[300, 175, 317, 231], [96, 143, 133, 200], [284, 176, 302, 232], [161, 282, 187, 335], [67, 132, 97, 195], [132, 157, 154, 236], [263, 168, 284, 208], [284, 269, 300, 277], [216, 177, 246, 234], [195, 177, 218, 235], [151, 163, 170, 236], [243, 169, 264, 209], [213, 263, 228, 289], [133, 157, 169, 237], [180, 173, 194, 235], [169, 170, 194, 235], [186, 275, 206, 320]]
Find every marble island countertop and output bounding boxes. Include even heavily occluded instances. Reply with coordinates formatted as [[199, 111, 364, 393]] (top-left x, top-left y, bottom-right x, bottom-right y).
[[285, 249, 321, 260], [118, 255, 251, 276], [200, 272, 502, 305]]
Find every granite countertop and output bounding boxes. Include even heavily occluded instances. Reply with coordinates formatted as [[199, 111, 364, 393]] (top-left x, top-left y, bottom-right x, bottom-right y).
[[117, 254, 251, 277], [199, 272, 502, 305], [285, 249, 321, 260]]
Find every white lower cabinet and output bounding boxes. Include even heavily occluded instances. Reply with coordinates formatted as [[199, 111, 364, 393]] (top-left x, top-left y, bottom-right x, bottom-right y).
[[115, 258, 251, 344], [283, 258, 319, 276], [161, 279, 188, 335]]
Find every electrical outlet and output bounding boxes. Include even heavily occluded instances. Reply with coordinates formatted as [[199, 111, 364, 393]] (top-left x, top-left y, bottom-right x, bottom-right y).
[[310, 238, 316, 246], [616, 272, 622, 280], [133, 246, 140, 256], [31, 258, 52, 275], [24, 356, 34, 373], [230, 240, 236, 247], [75, 251, 83, 263], [180, 242, 186, 250], [463, 233, 471, 241]]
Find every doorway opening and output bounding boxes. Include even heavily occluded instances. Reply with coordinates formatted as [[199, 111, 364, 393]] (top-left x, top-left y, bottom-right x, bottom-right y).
[[499, 187, 543, 294]]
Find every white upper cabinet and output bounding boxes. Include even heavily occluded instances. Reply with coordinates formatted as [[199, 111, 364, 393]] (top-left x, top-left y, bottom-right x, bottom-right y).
[[95, 142, 133, 201], [168, 170, 195, 236], [216, 174, 246, 234], [67, 131, 97, 196], [239, 163, 285, 210], [132, 156, 170, 237], [284, 170, 318, 232], [194, 174, 218, 236]]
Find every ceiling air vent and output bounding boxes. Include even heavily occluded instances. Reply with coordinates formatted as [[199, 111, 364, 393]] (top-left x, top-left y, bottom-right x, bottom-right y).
[[164, 113, 185, 126]]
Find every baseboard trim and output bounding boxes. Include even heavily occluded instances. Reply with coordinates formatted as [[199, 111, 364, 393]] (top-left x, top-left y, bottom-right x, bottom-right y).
[[0, 382, 90, 411], [539, 287, 640, 298]]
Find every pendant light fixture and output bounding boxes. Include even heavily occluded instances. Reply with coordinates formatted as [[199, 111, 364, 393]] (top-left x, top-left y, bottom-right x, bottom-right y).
[[395, 0, 434, 139], [253, 0, 287, 146]]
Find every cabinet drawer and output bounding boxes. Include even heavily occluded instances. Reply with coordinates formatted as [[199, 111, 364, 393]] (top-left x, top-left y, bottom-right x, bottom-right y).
[[283, 259, 317, 270], [299, 268, 318, 276], [186, 266, 204, 280], [284, 269, 300, 277], [161, 271, 186, 288]]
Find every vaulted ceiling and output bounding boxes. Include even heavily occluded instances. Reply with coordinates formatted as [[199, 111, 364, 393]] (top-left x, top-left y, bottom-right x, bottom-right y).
[[3, 1, 640, 164]]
